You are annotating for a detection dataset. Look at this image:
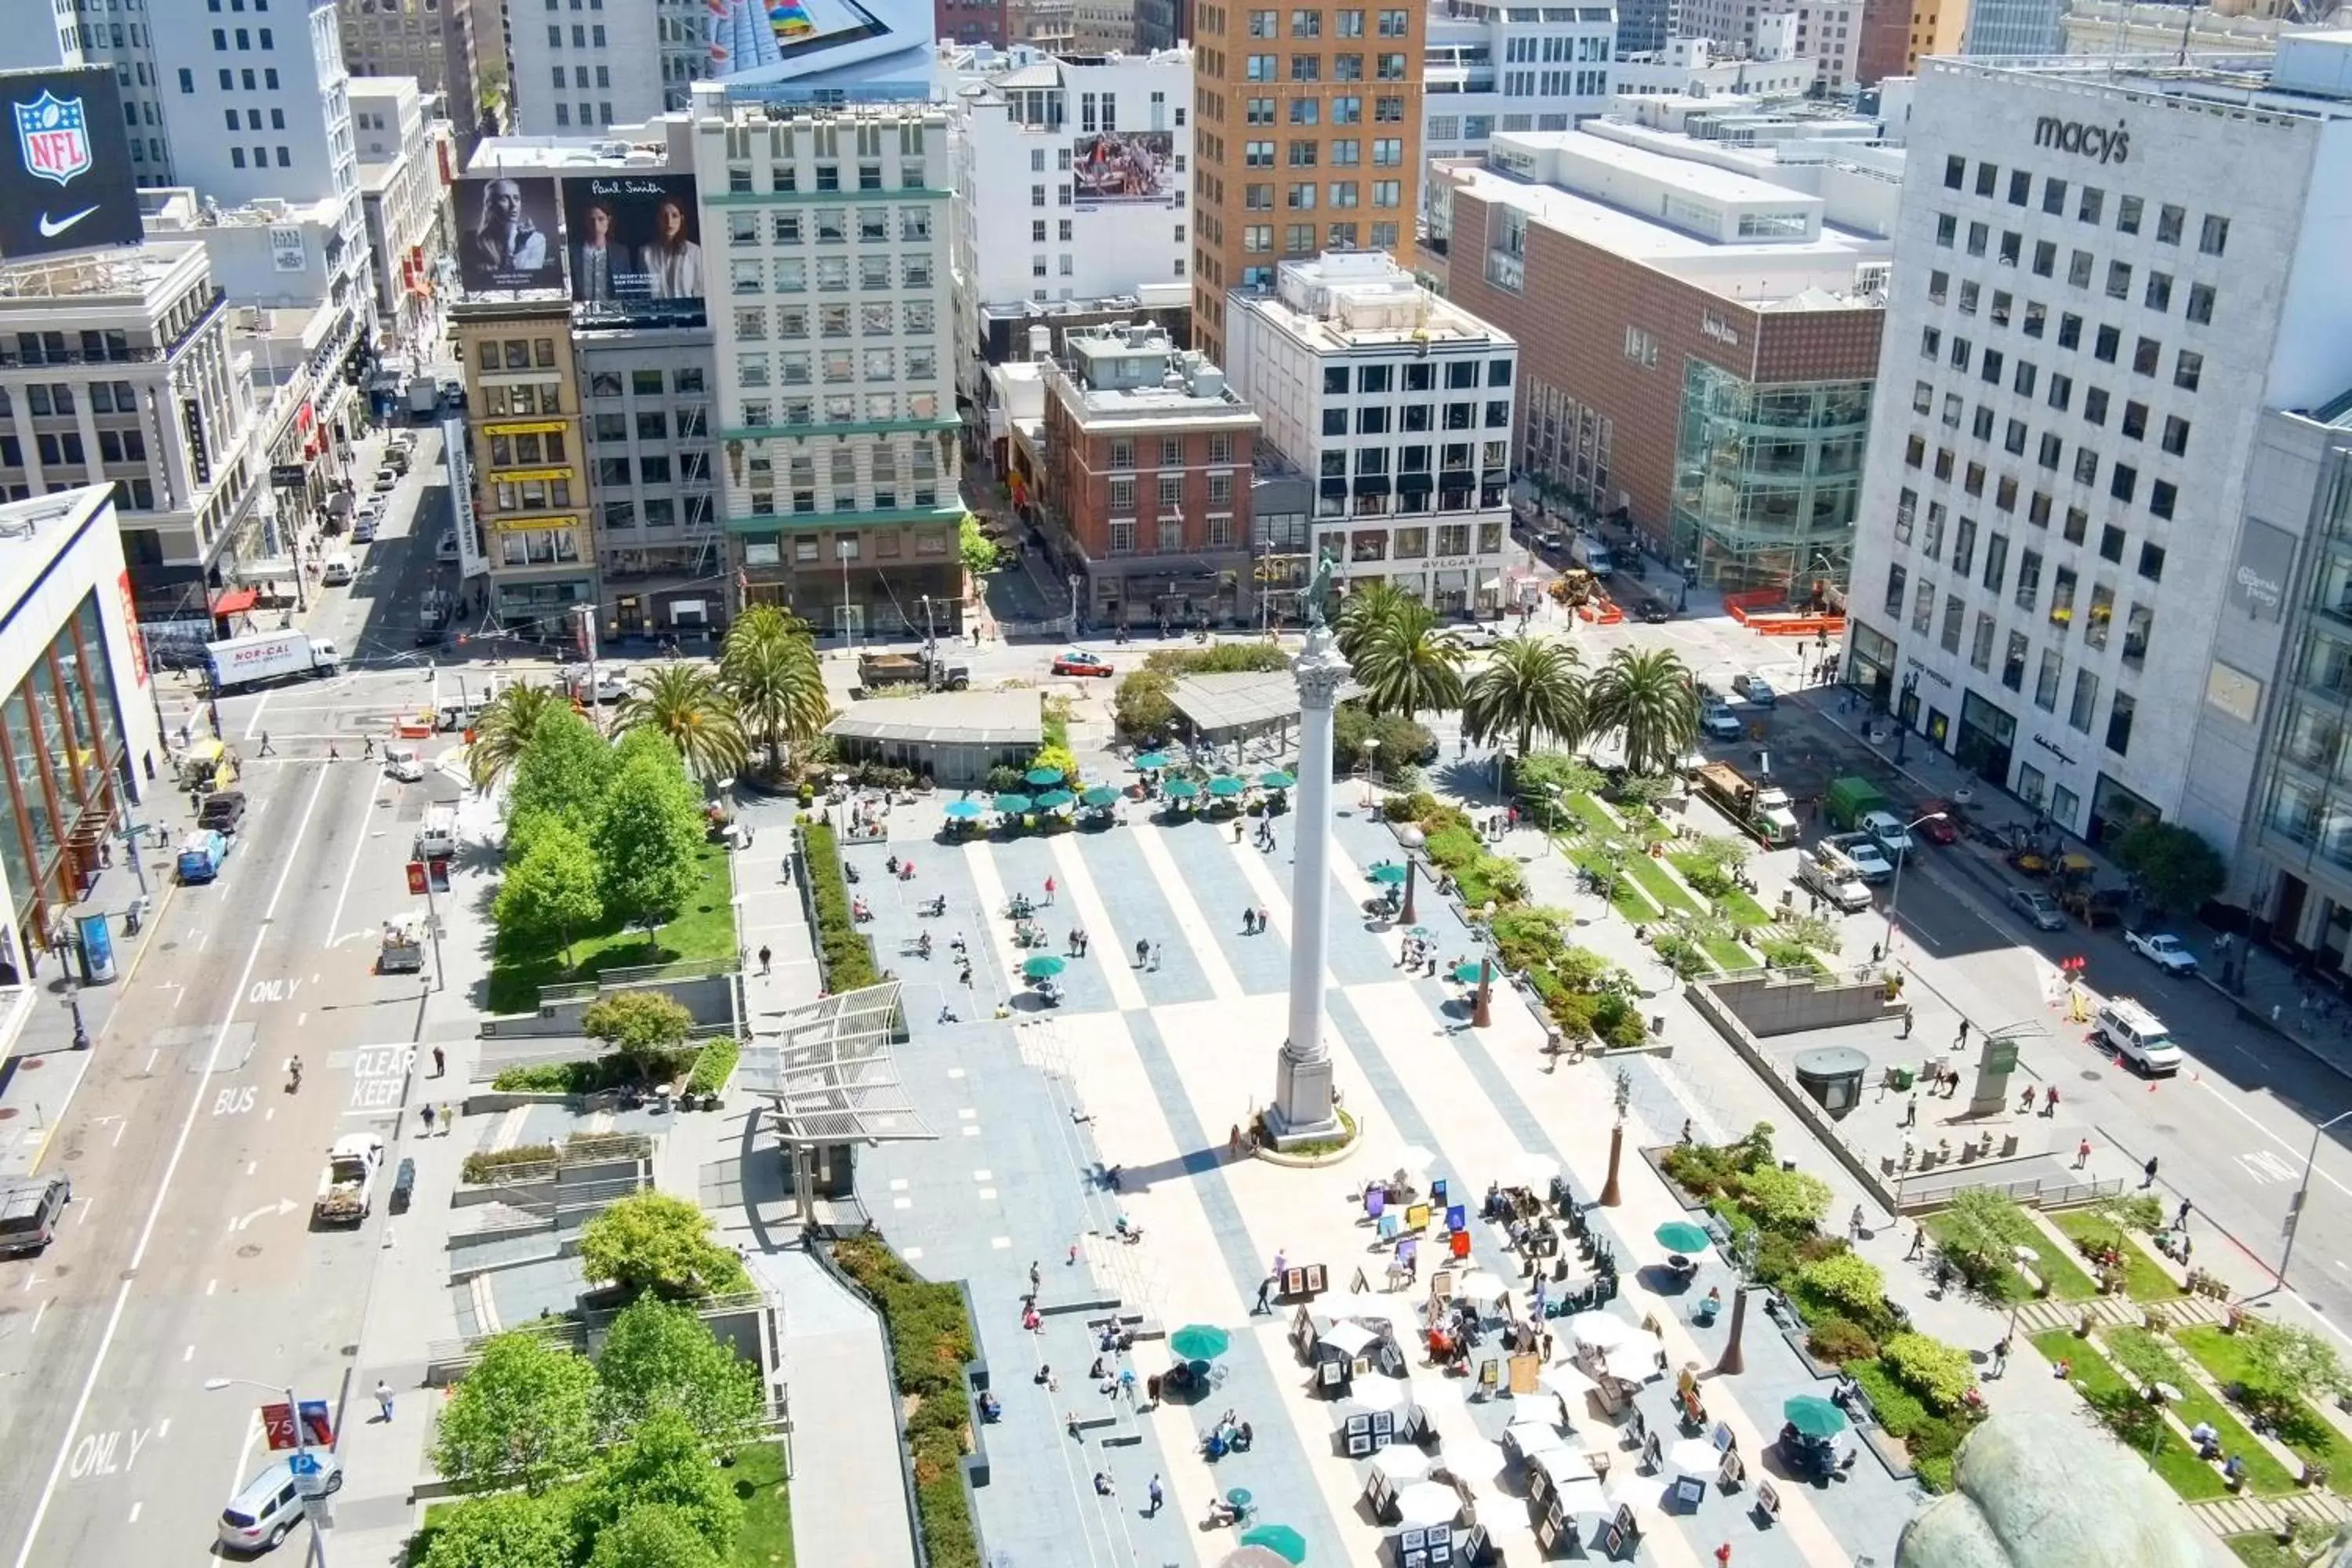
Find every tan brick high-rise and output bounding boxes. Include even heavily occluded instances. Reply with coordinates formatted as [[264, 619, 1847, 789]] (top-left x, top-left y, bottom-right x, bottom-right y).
[[1189, 2, 1425, 367]]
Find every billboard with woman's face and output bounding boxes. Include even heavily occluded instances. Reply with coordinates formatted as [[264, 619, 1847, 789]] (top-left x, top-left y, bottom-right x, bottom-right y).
[[563, 175, 704, 317], [457, 176, 565, 292]]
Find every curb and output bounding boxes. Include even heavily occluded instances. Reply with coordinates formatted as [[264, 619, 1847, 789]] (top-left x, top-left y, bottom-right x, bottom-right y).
[[20, 872, 184, 1178]]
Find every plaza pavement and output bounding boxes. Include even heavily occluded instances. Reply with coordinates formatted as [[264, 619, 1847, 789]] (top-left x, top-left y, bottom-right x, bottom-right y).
[[842, 789, 1931, 1568]]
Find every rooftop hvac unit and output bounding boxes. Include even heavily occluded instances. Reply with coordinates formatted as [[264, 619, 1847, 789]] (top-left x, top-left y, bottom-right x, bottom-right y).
[[1853, 263, 1889, 300]]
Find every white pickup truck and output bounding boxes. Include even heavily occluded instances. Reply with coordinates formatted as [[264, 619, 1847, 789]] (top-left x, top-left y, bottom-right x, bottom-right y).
[[312, 1134, 384, 1225]]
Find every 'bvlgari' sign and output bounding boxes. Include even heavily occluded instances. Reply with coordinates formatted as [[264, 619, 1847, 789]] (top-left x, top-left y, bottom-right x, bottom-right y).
[[2034, 116, 2130, 165], [1700, 312, 1741, 347]]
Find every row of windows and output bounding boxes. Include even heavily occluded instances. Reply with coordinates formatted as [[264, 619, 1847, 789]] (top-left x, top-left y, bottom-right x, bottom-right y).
[[228, 145, 292, 170], [1321, 401, 1511, 435], [1324, 359, 1510, 396], [737, 390, 945, 426], [725, 209, 933, 246], [723, 161, 931, 195], [735, 347, 939, 387], [1237, 220, 1402, 253], [728, 300, 939, 340], [1240, 52, 1410, 80], [1317, 439, 1507, 475], [481, 383, 566, 418], [1910, 375, 2191, 458], [1102, 433, 1241, 470], [587, 368, 706, 398], [180, 66, 285, 93], [1926, 265, 2216, 332], [726, 256, 935, 295], [207, 25, 275, 49], [1902, 423, 2181, 522], [592, 453, 711, 486], [1105, 472, 1241, 509], [1103, 516, 1244, 554], [1245, 9, 1412, 37], [1939, 158, 2231, 258], [2, 381, 142, 416], [589, 409, 711, 444], [1316, 521, 1507, 562], [549, 103, 615, 129], [544, 22, 609, 47], [600, 498, 717, 534], [1240, 179, 1405, 208], [0, 429, 149, 468], [477, 338, 561, 372], [1238, 136, 1406, 165]]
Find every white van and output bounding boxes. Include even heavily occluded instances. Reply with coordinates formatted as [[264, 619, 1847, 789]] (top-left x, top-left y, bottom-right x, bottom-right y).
[[414, 805, 457, 859], [1797, 853, 1872, 913], [382, 743, 423, 783], [217, 1454, 341, 1552], [320, 552, 354, 586], [2093, 999, 2183, 1076]]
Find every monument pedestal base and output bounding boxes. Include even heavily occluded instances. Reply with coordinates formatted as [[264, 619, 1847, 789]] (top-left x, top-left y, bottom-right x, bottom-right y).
[[1266, 1043, 1344, 1150]]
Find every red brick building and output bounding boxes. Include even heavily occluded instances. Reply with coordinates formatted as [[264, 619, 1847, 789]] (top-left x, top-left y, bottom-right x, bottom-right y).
[[936, 0, 1011, 47], [1038, 324, 1264, 629], [1432, 134, 1888, 589]]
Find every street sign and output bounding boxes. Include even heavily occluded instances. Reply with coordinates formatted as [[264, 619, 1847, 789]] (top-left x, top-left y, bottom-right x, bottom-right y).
[[260, 1403, 296, 1451], [298, 1399, 333, 1446], [405, 859, 426, 896], [287, 1451, 320, 1475]]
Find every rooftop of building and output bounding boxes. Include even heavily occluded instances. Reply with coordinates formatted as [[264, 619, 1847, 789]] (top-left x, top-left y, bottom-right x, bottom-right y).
[[1048, 323, 1257, 425], [1425, 0, 1618, 27], [0, 487, 114, 619], [1236, 251, 1514, 353], [466, 132, 679, 173], [141, 187, 345, 232], [936, 39, 1192, 90], [978, 286, 1191, 325], [0, 243, 212, 309], [1926, 31, 2352, 122]]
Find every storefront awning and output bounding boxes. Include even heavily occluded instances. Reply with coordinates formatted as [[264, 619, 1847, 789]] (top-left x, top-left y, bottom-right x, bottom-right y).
[[1352, 474, 1392, 495], [1319, 477, 1348, 498], [1398, 472, 1435, 494], [209, 587, 260, 615]]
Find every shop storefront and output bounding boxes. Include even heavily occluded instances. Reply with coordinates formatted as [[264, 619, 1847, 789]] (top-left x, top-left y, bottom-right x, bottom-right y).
[[1844, 619, 1898, 711], [1956, 691, 2017, 791]]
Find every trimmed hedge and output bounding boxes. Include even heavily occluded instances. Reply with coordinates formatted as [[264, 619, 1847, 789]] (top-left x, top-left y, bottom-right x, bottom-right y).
[[687, 1038, 740, 1097], [804, 821, 880, 991], [832, 1234, 979, 1568], [459, 1145, 560, 1184], [491, 1058, 627, 1094]]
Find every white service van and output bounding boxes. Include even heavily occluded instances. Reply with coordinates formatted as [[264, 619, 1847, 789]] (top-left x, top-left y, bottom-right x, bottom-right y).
[[414, 805, 458, 859], [2093, 999, 2183, 1076], [320, 551, 354, 586]]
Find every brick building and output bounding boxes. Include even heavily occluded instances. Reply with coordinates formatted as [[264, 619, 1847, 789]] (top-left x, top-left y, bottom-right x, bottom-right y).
[[1433, 129, 1889, 590], [1039, 323, 1262, 629]]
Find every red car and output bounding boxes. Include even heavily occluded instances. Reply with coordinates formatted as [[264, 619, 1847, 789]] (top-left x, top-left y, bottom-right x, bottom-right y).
[[1052, 650, 1115, 677], [1915, 802, 1962, 845]]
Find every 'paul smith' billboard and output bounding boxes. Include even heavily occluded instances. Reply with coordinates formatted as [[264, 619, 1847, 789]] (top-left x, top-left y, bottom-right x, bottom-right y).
[[563, 175, 704, 319]]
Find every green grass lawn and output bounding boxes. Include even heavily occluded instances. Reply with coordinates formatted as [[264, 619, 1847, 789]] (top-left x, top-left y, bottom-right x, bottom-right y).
[[728, 1439, 794, 1567], [2113, 1339, 2299, 1496], [1926, 1210, 2098, 1303], [2176, 1326, 2352, 1495], [1621, 851, 1704, 917], [2049, 1211, 2183, 1301], [487, 842, 736, 1013], [1702, 935, 1757, 973], [2031, 1330, 2228, 1501], [1564, 793, 1624, 841], [1563, 840, 1661, 924], [1666, 852, 1775, 927], [2226, 1535, 2299, 1568]]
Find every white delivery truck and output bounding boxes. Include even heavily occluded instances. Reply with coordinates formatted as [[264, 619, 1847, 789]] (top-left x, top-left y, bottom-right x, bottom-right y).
[[1570, 533, 1614, 579], [205, 631, 340, 691]]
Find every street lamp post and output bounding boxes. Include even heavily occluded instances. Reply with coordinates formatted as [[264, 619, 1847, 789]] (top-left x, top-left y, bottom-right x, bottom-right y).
[[1882, 811, 1949, 960], [1894, 670, 1919, 764], [837, 537, 856, 655], [2277, 1109, 2352, 1290], [204, 1375, 329, 1566]]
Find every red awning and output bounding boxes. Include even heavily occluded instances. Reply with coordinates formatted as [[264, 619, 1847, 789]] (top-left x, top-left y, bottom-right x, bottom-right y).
[[296, 401, 315, 432], [210, 587, 260, 615]]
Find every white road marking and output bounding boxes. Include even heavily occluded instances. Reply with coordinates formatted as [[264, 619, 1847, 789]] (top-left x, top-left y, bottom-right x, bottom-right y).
[[75, 1199, 93, 1227], [204, 1279, 216, 1297], [240, 692, 269, 742], [7, 763, 331, 1568], [245, 1161, 257, 1177], [322, 771, 376, 951], [2196, 1079, 2352, 1205], [28, 1300, 45, 1337], [111, 1121, 122, 1147], [182, 1345, 193, 1363], [2238, 1149, 2299, 1185], [140, 1048, 157, 1074]]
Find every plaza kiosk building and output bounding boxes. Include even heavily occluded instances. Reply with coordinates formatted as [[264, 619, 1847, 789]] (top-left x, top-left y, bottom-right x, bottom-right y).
[[1838, 38, 2352, 851]]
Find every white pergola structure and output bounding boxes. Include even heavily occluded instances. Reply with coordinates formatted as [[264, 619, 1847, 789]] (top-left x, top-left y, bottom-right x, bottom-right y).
[[738, 981, 935, 1221]]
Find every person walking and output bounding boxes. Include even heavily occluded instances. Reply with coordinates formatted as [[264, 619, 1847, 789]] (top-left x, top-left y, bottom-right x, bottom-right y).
[[375, 1379, 395, 1422], [258, 731, 275, 757], [1905, 1223, 1926, 1261], [1135, 938, 1149, 967], [1991, 1338, 2010, 1378], [2176, 1198, 2193, 1231], [1243, 908, 1256, 935], [1148, 942, 1160, 971], [2143, 1155, 2160, 1189], [431, 1045, 446, 1078], [2043, 1086, 2059, 1116], [1044, 876, 1056, 906], [1849, 1205, 1866, 1241], [1257, 907, 1269, 934], [1955, 1018, 1970, 1048], [421, 1102, 437, 1135], [758, 945, 773, 975], [1254, 1273, 1274, 1313], [1029, 1259, 1043, 1297], [2075, 1137, 2092, 1170]]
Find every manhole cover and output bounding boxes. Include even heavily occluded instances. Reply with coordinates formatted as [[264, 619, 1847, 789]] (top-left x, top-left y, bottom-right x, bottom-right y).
[[2079, 1069, 2103, 1081], [17, 1057, 41, 1070], [159, 942, 179, 952], [236, 1243, 263, 1258]]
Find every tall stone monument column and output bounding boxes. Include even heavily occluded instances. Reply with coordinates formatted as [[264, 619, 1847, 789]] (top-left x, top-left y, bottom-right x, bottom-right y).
[[1268, 617, 1348, 1148]]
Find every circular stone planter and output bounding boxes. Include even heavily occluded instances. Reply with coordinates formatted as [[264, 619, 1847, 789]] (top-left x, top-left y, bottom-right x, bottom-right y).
[[1250, 1110, 1363, 1167]]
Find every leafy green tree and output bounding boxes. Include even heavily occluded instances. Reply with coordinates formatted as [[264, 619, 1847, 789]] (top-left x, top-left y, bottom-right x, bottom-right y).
[[574, 1409, 742, 1557], [419, 1490, 574, 1568], [494, 820, 604, 965], [957, 512, 1000, 577], [2104, 1326, 2191, 1396], [580, 990, 698, 1083], [579, 1191, 753, 1301], [596, 751, 707, 942], [468, 683, 567, 792], [1112, 669, 1177, 739], [430, 1330, 599, 1494], [2243, 1322, 2352, 1406], [718, 607, 829, 773], [1333, 579, 1414, 662], [1512, 750, 1606, 827], [1585, 647, 1699, 776], [1739, 1163, 1832, 1232], [1934, 1187, 2027, 1292], [1797, 1250, 1888, 1320], [505, 707, 613, 856], [596, 1298, 764, 1448], [616, 664, 749, 783], [585, 1504, 723, 1568], [1463, 637, 1584, 760], [1348, 599, 1466, 720], [2111, 818, 2225, 916]]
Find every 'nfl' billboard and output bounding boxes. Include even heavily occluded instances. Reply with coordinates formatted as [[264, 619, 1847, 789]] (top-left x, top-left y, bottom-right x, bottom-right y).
[[562, 175, 704, 319], [0, 67, 143, 263]]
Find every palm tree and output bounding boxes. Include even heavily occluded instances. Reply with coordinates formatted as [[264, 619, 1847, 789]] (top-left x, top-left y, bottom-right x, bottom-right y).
[[1585, 647, 1699, 776], [720, 608, 829, 771], [466, 682, 564, 791], [615, 663, 750, 782], [1462, 637, 1584, 759], [1334, 579, 1413, 662], [1349, 598, 1466, 720]]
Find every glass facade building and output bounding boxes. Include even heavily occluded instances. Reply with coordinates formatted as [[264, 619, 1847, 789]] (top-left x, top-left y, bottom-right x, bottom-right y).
[[2260, 459, 2352, 913], [2, 591, 129, 949], [1671, 365, 1872, 590]]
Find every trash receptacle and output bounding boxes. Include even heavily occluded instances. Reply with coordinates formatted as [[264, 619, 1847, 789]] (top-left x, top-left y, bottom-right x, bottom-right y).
[[1891, 1066, 1915, 1091]]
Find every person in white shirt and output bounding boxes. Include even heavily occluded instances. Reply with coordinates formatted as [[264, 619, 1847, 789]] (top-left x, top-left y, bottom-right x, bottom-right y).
[[641, 196, 702, 299]]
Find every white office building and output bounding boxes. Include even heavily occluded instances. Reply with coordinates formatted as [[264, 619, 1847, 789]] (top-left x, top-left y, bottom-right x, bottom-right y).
[[1421, 0, 1615, 212], [509, 0, 712, 134], [939, 44, 1193, 371], [1675, 0, 1861, 92], [1224, 250, 1518, 615], [1843, 39, 2352, 851], [351, 76, 453, 357], [1610, 31, 1817, 104], [691, 85, 965, 632], [147, 0, 360, 217]]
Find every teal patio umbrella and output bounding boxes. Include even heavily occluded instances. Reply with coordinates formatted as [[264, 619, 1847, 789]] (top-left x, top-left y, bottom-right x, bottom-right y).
[[1259, 771, 1296, 789], [1654, 1220, 1712, 1254], [993, 793, 1034, 815], [1162, 778, 1200, 799], [1133, 751, 1171, 770], [1025, 765, 1065, 787], [1022, 955, 1067, 979], [1080, 785, 1122, 808], [1035, 789, 1076, 810], [943, 799, 985, 820], [1784, 1395, 1848, 1440], [1169, 1323, 1231, 1361], [1207, 775, 1246, 797], [1451, 960, 1486, 984], [1237, 1524, 1307, 1564], [1369, 862, 1410, 885]]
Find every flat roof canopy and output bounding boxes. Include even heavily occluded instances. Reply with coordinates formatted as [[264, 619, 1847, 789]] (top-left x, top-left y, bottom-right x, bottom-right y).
[[739, 982, 934, 1146], [1168, 669, 1360, 739], [827, 688, 1041, 750]]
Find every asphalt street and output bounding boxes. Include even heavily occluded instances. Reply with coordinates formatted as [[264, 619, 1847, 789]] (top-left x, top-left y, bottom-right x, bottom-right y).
[[0, 422, 469, 1568]]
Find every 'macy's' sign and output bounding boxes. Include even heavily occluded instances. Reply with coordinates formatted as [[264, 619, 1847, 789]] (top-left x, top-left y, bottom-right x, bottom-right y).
[[2034, 117, 2130, 165]]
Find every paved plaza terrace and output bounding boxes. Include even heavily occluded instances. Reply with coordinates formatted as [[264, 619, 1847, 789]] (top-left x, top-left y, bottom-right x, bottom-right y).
[[826, 790, 1927, 1567]]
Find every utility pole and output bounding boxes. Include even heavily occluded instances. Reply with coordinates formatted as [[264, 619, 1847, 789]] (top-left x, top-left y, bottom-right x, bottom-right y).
[[572, 603, 601, 735], [837, 538, 856, 655]]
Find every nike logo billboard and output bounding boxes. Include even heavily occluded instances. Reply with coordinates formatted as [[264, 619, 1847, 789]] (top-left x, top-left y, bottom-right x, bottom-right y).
[[37, 205, 96, 238]]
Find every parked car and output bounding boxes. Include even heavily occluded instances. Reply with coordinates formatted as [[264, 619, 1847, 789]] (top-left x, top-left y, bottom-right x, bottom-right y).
[[0, 1175, 70, 1258], [1442, 622, 1504, 651], [1051, 649, 1114, 677], [1699, 702, 1743, 741], [1732, 673, 1777, 706], [2125, 931, 2200, 976], [218, 1454, 342, 1554], [370, 466, 397, 492], [1636, 600, 1672, 624], [348, 514, 378, 544], [2008, 887, 2067, 931], [1912, 803, 1962, 845], [1828, 833, 1894, 881], [1860, 810, 1915, 859], [197, 790, 248, 834]]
